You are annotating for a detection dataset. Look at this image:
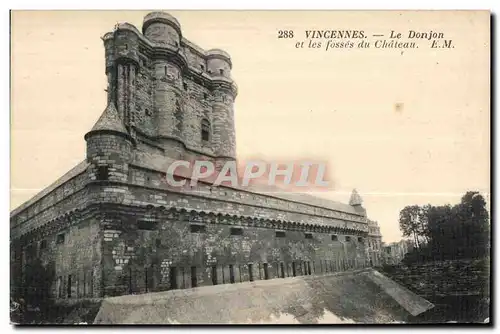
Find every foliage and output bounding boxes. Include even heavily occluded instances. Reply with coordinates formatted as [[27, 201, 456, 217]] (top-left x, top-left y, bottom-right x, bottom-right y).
[[400, 191, 490, 264]]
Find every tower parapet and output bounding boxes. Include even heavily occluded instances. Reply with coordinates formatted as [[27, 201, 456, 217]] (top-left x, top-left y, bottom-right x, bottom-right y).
[[207, 48, 232, 77], [142, 11, 182, 46]]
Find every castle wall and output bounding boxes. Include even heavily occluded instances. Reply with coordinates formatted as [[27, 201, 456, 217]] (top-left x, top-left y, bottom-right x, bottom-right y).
[[126, 165, 367, 228], [11, 171, 90, 239], [101, 212, 368, 296], [182, 78, 215, 154], [12, 215, 103, 300], [211, 88, 236, 159], [133, 56, 155, 137], [11, 12, 372, 303], [41, 217, 102, 299]]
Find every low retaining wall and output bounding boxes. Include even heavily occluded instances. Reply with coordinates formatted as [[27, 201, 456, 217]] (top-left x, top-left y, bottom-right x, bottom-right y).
[[94, 269, 434, 324]]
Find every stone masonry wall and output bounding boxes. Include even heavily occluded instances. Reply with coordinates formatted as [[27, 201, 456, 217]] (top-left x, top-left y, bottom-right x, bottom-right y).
[[11, 177, 92, 239], [106, 19, 236, 162], [126, 165, 367, 229], [15, 215, 103, 300], [41, 217, 102, 299], [102, 214, 368, 296], [182, 78, 214, 154]]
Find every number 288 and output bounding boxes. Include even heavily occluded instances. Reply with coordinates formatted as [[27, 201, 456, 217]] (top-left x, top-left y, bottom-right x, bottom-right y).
[[278, 30, 294, 38]]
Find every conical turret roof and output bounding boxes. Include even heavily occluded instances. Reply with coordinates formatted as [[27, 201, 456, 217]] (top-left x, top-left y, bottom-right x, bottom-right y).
[[89, 102, 128, 134], [349, 189, 363, 206]]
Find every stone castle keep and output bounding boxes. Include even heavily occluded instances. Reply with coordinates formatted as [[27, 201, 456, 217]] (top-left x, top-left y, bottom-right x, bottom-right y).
[[11, 12, 371, 299]]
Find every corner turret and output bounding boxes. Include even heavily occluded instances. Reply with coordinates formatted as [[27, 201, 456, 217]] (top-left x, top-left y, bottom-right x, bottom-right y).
[[349, 189, 363, 207], [85, 102, 133, 182], [142, 11, 182, 46]]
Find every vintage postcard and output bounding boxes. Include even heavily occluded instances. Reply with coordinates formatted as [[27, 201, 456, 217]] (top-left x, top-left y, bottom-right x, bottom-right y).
[[10, 10, 490, 325]]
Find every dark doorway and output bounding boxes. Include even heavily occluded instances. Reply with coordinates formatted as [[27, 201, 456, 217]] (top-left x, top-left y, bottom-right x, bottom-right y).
[[292, 262, 296, 277], [229, 265, 235, 283], [67, 275, 72, 298], [263, 263, 269, 280], [248, 264, 254, 281], [170, 267, 178, 290], [211, 265, 218, 285], [191, 266, 197, 288], [280, 262, 285, 278]]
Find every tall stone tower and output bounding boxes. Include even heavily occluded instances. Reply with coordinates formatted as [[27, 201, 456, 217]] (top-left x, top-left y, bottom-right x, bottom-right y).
[[101, 12, 238, 167]]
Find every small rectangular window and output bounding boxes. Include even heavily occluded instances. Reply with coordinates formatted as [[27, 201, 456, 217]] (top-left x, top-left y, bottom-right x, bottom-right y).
[[230, 227, 243, 236], [219, 69, 224, 75], [358, 237, 363, 243], [190, 224, 206, 233], [201, 128, 210, 141], [138, 221, 157, 231], [183, 82, 188, 91], [40, 239, 47, 250], [305, 233, 313, 239], [96, 166, 109, 181], [275, 231, 286, 238], [263, 263, 269, 280], [345, 236, 351, 242], [331, 235, 338, 241], [203, 93, 208, 100], [200, 64, 205, 71], [56, 233, 65, 244]]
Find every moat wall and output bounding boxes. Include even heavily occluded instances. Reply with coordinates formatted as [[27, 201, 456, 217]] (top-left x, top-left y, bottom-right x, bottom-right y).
[[94, 269, 434, 324], [101, 212, 368, 296]]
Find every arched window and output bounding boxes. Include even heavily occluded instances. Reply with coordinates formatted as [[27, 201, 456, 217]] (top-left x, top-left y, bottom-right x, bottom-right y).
[[201, 119, 210, 141]]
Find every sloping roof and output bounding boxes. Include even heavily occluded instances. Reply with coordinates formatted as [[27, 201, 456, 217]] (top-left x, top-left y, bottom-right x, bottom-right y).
[[88, 102, 128, 135], [131, 151, 362, 216], [256, 190, 359, 215], [10, 160, 90, 218]]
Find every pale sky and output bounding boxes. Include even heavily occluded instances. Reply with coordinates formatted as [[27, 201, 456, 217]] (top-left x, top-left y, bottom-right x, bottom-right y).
[[10, 11, 490, 243]]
